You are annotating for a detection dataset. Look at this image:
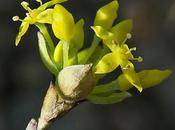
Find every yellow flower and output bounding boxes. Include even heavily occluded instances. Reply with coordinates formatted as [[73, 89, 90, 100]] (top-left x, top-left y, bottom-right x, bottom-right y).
[[91, 20, 143, 92], [13, 0, 67, 46]]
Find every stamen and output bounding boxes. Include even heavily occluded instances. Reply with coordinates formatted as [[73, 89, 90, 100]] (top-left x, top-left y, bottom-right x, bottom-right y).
[[131, 56, 143, 62], [35, 0, 42, 5], [126, 33, 132, 39], [125, 47, 136, 54], [12, 16, 20, 21], [121, 33, 132, 45], [21, 1, 31, 11], [122, 64, 130, 70]]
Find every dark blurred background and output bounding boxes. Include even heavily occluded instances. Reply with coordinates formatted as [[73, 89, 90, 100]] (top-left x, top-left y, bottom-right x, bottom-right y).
[[0, 0, 175, 130]]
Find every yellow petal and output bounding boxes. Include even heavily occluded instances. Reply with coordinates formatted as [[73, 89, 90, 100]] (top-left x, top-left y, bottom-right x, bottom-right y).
[[120, 61, 142, 92], [15, 21, 29, 46], [116, 74, 133, 91], [95, 52, 120, 74], [111, 19, 133, 44], [36, 9, 53, 24], [91, 26, 114, 40], [94, 0, 119, 29], [52, 4, 75, 41], [138, 69, 172, 89]]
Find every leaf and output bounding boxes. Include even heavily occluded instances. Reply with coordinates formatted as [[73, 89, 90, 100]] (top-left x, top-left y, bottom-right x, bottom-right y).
[[90, 80, 119, 95], [95, 52, 120, 74], [94, 0, 119, 29], [87, 92, 131, 104], [37, 32, 58, 75], [111, 19, 133, 44]]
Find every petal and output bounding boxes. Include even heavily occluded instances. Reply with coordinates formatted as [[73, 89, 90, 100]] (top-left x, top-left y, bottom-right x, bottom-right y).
[[94, 0, 119, 29], [116, 74, 133, 91], [52, 4, 75, 41], [37, 0, 68, 12], [71, 19, 84, 50], [120, 61, 142, 92], [91, 26, 114, 40], [111, 19, 133, 44], [15, 21, 29, 46], [95, 52, 120, 74], [36, 9, 53, 24], [138, 69, 172, 89]]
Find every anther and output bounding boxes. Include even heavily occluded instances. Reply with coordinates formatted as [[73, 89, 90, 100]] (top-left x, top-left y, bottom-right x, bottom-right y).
[[35, 0, 42, 5], [126, 33, 132, 39], [131, 56, 143, 62], [122, 64, 130, 70], [137, 56, 143, 62], [125, 47, 136, 54], [12, 16, 20, 21], [121, 33, 132, 45], [21, 1, 31, 11]]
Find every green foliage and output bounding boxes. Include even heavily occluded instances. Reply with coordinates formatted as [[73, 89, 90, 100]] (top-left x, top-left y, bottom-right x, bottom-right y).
[[13, 0, 172, 105]]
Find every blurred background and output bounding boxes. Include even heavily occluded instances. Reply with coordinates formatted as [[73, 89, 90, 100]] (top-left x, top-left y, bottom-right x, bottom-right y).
[[0, 0, 175, 130]]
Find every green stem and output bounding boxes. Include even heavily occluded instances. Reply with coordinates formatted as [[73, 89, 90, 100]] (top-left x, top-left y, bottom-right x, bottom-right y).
[[82, 35, 101, 64]]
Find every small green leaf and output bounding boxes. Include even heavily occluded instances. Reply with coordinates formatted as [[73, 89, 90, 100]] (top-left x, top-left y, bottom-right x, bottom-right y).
[[90, 80, 119, 94], [87, 92, 131, 104], [37, 32, 58, 75], [95, 52, 120, 74], [111, 19, 133, 44]]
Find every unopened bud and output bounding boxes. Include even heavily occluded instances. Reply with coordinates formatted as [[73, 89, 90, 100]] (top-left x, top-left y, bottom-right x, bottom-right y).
[[58, 64, 95, 101]]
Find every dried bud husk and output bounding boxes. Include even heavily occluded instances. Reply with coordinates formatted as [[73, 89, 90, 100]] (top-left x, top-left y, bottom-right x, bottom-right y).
[[58, 64, 95, 101], [37, 82, 74, 130]]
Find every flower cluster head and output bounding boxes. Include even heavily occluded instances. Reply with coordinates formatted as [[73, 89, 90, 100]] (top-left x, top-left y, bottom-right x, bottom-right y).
[[13, 0, 172, 104]]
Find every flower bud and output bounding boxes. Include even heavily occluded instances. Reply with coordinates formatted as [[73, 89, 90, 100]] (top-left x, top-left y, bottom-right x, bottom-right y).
[[52, 4, 75, 41], [58, 64, 95, 101]]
